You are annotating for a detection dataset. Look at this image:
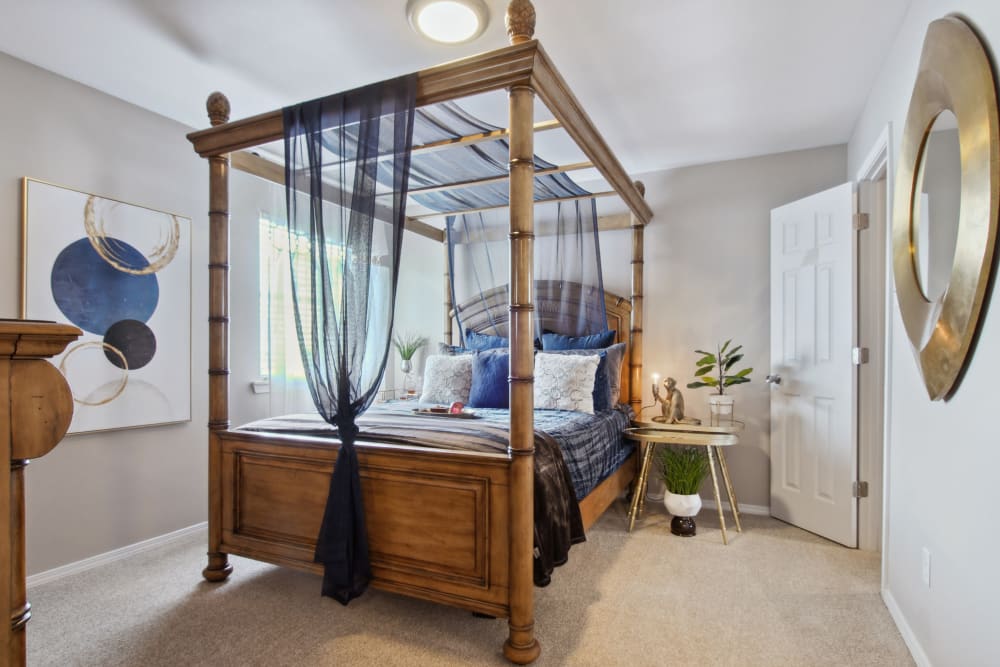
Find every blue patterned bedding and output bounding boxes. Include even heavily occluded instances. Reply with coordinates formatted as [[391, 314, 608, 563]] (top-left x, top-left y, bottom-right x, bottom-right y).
[[241, 403, 634, 500], [466, 404, 634, 499]]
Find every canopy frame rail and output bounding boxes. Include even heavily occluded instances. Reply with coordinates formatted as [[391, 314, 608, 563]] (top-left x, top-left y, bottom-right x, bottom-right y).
[[413, 190, 617, 219], [229, 151, 623, 241], [392, 160, 594, 198], [318, 118, 564, 171], [187, 41, 651, 225]]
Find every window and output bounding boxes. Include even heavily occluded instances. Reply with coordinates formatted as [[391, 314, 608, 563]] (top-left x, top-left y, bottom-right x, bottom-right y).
[[259, 213, 345, 383], [259, 210, 393, 409]]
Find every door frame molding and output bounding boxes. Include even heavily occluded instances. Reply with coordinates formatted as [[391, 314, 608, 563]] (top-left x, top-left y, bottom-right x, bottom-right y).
[[854, 124, 893, 566]]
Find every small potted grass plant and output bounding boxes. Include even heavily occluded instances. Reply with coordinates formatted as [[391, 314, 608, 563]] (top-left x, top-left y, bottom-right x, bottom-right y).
[[660, 446, 710, 537], [393, 332, 427, 396]]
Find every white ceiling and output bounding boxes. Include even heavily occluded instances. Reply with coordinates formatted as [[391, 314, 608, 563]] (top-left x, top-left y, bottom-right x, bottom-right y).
[[0, 0, 911, 175]]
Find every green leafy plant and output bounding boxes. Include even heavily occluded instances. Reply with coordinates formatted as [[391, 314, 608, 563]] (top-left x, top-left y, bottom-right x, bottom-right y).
[[686, 339, 752, 395], [659, 447, 710, 495], [392, 332, 428, 361]]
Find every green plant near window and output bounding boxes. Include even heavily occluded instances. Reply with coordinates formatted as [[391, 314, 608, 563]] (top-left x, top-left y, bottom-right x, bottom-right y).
[[392, 332, 428, 361], [686, 339, 753, 394], [659, 446, 710, 495]]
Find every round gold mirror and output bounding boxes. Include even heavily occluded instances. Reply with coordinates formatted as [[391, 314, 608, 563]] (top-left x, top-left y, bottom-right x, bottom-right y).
[[912, 109, 960, 311], [892, 16, 999, 400]]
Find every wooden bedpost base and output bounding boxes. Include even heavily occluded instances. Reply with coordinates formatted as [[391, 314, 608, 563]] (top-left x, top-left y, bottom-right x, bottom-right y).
[[202, 552, 232, 582], [503, 629, 541, 665]]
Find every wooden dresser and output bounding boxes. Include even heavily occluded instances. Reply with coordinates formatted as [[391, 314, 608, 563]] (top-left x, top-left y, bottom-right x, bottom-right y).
[[0, 320, 81, 666]]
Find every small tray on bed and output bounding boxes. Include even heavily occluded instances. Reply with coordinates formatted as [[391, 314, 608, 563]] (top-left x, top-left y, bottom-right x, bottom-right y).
[[411, 407, 480, 419]]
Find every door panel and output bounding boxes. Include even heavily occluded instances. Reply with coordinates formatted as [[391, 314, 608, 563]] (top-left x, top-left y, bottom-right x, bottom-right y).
[[770, 182, 857, 547]]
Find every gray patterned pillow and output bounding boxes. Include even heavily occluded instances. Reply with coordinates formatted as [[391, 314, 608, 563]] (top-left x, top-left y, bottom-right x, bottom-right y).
[[603, 342, 626, 406], [534, 352, 601, 414], [419, 354, 473, 405]]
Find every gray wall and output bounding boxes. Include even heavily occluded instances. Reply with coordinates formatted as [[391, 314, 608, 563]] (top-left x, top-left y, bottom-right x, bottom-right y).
[[599, 145, 846, 508], [847, 1, 1000, 664], [228, 171, 275, 428], [0, 51, 209, 575], [390, 146, 845, 509], [391, 231, 447, 386]]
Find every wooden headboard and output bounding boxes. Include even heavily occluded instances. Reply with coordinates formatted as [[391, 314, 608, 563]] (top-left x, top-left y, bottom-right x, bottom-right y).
[[453, 281, 633, 406]]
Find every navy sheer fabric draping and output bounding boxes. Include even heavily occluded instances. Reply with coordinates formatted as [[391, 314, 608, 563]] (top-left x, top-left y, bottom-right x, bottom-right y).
[[283, 75, 417, 604], [446, 198, 609, 342]]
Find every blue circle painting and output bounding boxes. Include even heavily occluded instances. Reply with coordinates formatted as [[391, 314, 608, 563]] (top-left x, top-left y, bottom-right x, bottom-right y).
[[104, 319, 157, 370], [50, 238, 159, 336]]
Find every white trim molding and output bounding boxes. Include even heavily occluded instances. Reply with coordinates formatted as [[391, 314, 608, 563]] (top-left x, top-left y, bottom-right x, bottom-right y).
[[700, 499, 770, 516], [882, 589, 931, 667], [856, 124, 892, 183], [27, 522, 207, 589]]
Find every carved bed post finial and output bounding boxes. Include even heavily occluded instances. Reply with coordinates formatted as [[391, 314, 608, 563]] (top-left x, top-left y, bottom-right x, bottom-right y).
[[206, 92, 231, 126], [506, 0, 536, 45], [634, 180, 646, 197]]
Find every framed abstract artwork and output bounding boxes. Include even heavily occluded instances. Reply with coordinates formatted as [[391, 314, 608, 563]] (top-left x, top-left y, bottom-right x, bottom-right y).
[[21, 178, 191, 433]]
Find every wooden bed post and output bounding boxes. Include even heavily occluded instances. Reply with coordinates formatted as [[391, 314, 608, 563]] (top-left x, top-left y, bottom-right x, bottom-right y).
[[629, 180, 646, 413], [504, 1, 540, 663], [203, 92, 233, 583], [444, 241, 453, 346]]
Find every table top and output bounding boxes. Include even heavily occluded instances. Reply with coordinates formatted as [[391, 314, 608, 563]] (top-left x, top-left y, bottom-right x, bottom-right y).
[[630, 418, 744, 434], [625, 420, 743, 447]]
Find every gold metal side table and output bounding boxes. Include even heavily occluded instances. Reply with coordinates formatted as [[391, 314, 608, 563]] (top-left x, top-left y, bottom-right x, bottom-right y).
[[625, 420, 744, 544]]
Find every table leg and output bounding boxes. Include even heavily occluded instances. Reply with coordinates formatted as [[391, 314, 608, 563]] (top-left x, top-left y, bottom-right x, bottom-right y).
[[638, 442, 650, 517], [716, 446, 742, 533], [706, 445, 728, 545], [627, 441, 656, 533]]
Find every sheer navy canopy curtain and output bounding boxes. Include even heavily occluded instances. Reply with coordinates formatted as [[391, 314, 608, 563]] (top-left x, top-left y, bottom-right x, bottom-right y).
[[447, 198, 609, 340], [283, 75, 417, 604]]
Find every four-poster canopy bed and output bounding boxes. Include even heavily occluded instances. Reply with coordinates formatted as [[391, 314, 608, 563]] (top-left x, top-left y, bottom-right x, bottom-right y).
[[186, 1, 651, 662]]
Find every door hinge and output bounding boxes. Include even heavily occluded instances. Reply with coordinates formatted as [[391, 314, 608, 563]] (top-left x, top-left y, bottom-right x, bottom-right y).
[[852, 347, 870, 365], [853, 213, 870, 231], [853, 481, 869, 498]]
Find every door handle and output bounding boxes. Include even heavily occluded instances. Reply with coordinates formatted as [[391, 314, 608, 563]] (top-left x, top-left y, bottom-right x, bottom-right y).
[[766, 374, 782, 385]]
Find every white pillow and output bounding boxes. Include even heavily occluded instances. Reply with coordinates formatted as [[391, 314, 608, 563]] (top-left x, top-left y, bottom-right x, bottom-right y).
[[419, 354, 473, 405], [534, 352, 600, 414]]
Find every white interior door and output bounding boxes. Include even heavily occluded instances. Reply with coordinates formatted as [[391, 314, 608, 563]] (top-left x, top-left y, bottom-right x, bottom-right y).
[[769, 182, 857, 547]]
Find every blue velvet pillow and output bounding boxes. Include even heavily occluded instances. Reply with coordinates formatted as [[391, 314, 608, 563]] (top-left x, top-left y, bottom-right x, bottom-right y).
[[464, 329, 508, 351], [541, 330, 616, 351], [468, 349, 509, 409]]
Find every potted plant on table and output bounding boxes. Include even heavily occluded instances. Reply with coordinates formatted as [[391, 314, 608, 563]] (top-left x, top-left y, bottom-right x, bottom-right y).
[[392, 332, 428, 397], [660, 446, 710, 537], [686, 339, 752, 425]]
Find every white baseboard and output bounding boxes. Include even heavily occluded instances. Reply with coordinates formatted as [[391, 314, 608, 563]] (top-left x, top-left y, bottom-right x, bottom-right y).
[[700, 498, 771, 516], [882, 588, 931, 667], [27, 522, 207, 589]]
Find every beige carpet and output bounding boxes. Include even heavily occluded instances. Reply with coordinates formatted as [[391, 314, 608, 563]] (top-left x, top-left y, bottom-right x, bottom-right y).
[[26, 502, 913, 666]]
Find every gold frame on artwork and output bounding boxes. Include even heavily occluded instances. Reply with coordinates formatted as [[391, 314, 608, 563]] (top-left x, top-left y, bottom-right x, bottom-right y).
[[892, 16, 1000, 400], [19, 177, 193, 433]]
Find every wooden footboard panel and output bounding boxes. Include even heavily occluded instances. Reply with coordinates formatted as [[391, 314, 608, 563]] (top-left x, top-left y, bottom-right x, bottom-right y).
[[217, 430, 512, 616]]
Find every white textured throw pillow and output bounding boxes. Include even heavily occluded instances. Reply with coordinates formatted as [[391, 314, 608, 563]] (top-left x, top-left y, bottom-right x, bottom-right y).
[[534, 352, 601, 414], [419, 354, 473, 405]]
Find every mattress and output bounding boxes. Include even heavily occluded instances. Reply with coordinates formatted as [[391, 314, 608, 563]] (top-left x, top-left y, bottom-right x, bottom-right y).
[[239, 402, 634, 500]]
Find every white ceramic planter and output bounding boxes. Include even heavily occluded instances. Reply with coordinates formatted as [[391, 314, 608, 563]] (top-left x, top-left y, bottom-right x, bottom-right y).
[[664, 492, 702, 517]]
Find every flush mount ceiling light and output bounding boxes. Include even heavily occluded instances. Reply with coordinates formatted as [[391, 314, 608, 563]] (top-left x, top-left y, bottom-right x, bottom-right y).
[[407, 0, 489, 44]]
